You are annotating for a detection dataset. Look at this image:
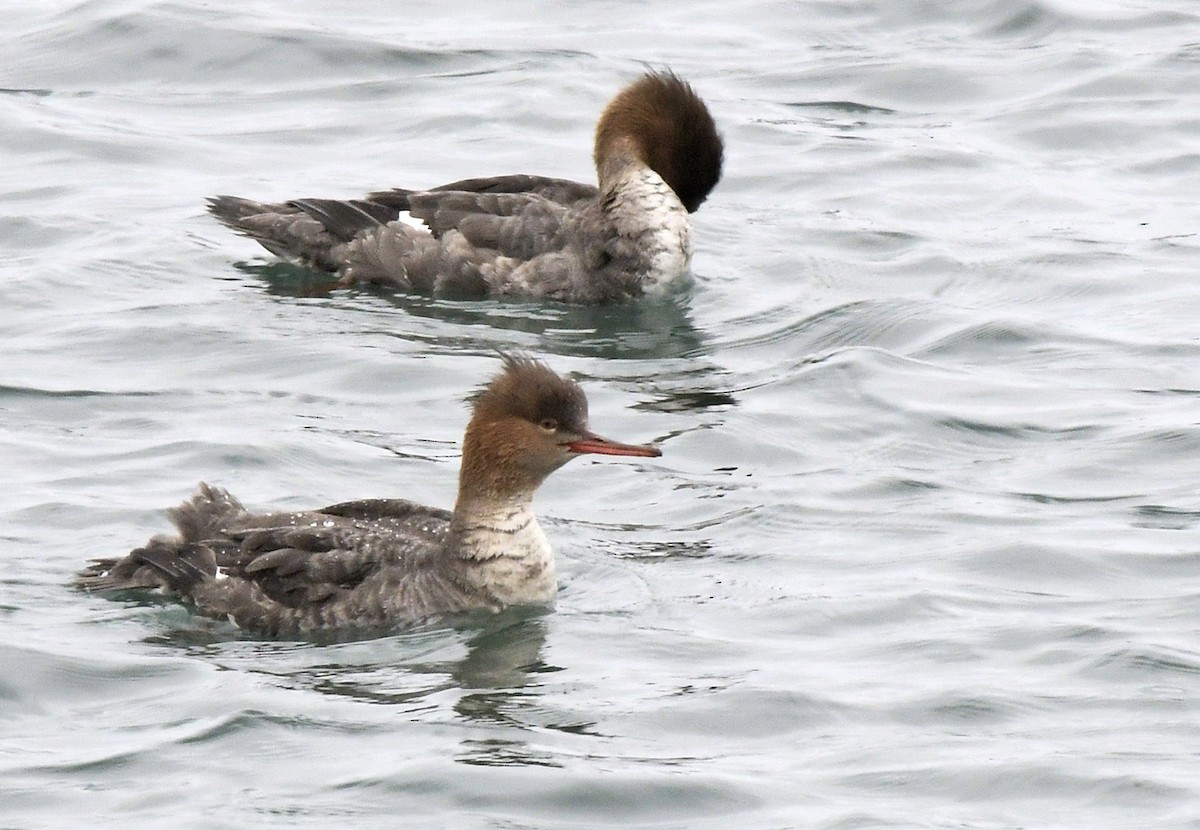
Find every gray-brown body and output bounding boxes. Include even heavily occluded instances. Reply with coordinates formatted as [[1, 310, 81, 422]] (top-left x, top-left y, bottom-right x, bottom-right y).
[[78, 356, 662, 636], [206, 72, 723, 304]]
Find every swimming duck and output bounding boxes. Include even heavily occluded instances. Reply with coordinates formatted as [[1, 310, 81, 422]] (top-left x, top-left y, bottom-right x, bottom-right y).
[[207, 70, 723, 304], [77, 355, 662, 635]]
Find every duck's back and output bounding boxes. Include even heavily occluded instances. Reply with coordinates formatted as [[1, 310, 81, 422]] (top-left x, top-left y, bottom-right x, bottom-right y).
[[78, 484, 469, 635]]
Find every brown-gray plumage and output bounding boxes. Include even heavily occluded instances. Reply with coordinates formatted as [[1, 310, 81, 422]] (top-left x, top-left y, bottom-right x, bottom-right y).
[[206, 71, 723, 304], [77, 355, 662, 636]]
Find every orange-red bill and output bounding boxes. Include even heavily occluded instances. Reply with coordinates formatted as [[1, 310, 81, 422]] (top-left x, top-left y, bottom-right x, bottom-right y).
[[567, 431, 662, 458]]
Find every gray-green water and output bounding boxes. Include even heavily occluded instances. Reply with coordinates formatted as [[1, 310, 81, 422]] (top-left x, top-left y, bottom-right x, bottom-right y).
[[4, 1, 1200, 827]]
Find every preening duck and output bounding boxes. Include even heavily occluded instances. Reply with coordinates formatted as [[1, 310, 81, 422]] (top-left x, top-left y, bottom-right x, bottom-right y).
[[207, 71, 723, 304]]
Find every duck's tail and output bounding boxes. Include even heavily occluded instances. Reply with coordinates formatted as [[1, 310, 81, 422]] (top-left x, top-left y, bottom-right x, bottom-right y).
[[76, 483, 242, 594], [206, 195, 398, 272], [76, 538, 217, 594]]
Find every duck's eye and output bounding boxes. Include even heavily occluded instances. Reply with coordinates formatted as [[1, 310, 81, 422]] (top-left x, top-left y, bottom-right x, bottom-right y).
[[538, 418, 558, 433]]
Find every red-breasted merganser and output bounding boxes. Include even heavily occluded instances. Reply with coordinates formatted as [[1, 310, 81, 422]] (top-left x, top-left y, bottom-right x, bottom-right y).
[[206, 70, 723, 304], [77, 355, 661, 635]]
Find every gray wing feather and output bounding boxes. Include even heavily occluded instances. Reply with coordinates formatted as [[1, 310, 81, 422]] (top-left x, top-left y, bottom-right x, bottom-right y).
[[369, 175, 596, 209], [289, 198, 398, 241]]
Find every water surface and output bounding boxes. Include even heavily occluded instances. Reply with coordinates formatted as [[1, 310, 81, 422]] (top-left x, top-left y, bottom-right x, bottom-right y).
[[3, 1, 1200, 827]]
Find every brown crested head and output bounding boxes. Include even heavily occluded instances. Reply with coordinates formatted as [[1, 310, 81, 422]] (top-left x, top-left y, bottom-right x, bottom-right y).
[[470, 353, 590, 439], [458, 354, 661, 503], [593, 70, 724, 213]]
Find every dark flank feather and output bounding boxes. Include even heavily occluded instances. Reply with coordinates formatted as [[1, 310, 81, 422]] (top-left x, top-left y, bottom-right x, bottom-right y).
[[288, 198, 399, 240]]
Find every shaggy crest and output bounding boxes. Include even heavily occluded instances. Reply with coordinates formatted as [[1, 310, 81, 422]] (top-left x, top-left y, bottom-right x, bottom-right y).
[[470, 354, 588, 433]]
